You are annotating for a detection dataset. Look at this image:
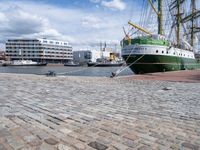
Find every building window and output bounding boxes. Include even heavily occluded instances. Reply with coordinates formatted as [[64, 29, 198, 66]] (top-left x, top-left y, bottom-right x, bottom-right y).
[[56, 42, 59, 44], [162, 51, 164, 53], [156, 50, 158, 53], [43, 40, 47, 43]]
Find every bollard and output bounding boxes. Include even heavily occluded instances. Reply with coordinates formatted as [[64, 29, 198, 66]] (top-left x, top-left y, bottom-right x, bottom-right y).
[[46, 71, 56, 77]]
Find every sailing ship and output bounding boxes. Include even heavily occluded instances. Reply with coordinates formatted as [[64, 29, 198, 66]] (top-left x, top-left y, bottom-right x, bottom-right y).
[[121, 0, 200, 74]]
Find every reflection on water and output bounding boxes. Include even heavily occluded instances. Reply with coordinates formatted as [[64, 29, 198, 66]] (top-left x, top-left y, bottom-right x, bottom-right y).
[[0, 66, 133, 77]]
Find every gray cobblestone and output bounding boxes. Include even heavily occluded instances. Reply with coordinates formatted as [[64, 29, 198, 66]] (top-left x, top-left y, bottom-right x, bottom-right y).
[[0, 143, 6, 150], [0, 74, 200, 149]]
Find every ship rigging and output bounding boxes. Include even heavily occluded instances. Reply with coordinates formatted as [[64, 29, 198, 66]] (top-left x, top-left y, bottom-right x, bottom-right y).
[[121, 0, 200, 74]]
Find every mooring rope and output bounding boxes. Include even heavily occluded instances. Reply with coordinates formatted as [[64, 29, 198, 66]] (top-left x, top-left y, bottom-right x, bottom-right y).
[[56, 62, 100, 75], [111, 54, 145, 78]]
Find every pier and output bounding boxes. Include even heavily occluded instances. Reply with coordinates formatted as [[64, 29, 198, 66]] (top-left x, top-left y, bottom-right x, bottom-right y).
[[0, 72, 200, 149]]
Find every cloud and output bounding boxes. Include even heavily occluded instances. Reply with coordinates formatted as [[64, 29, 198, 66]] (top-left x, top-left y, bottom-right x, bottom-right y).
[[90, 0, 126, 11], [0, 5, 72, 41], [0, 1, 77, 45], [0, 0, 140, 51], [101, 0, 126, 11], [81, 15, 102, 29]]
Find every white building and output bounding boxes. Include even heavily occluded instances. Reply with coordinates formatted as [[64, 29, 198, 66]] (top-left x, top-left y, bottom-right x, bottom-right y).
[[5, 38, 73, 64]]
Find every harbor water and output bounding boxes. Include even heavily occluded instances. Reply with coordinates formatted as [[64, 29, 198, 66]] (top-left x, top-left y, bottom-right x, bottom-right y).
[[0, 66, 133, 77]]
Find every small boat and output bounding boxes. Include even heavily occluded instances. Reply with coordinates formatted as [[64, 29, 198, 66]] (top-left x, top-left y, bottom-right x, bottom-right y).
[[2, 60, 47, 66], [87, 61, 124, 67], [64, 61, 80, 67]]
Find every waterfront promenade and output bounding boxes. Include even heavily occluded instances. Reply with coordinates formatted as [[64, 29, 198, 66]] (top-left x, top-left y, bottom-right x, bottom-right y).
[[0, 73, 200, 150]]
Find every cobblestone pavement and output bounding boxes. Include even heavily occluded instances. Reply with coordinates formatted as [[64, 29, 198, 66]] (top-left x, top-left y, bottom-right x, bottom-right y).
[[0, 73, 200, 150]]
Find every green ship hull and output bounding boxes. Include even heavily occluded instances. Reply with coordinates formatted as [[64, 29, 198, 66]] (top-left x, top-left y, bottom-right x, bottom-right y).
[[121, 0, 200, 74], [123, 54, 200, 74]]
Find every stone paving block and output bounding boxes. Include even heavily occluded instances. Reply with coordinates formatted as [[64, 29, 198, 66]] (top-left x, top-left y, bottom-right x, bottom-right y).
[[76, 135, 92, 143], [181, 142, 199, 150], [88, 128, 99, 133], [38, 142, 57, 150], [60, 135, 77, 146], [14, 128, 30, 138], [6, 136, 24, 149], [35, 130, 50, 140], [110, 142, 129, 150], [122, 138, 139, 148], [88, 141, 108, 150], [96, 136, 112, 145], [0, 129, 10, 138], [122, 134, 138, 141], [73, 142, 87, 150], [156, 145, 171, 150], [44, 138, 59, 145], [19, 146, 35, 150], [1, 74, 200, 149], [137, 145, 152, 150], [57, 143, 72, 150], [0, 143, 6, 150], [23, 135, 42, 147], [59, 128, 72, 135]]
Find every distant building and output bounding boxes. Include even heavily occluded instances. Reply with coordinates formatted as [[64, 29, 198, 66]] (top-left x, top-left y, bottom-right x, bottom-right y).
[[73, 50, 101, 64], [73, 49, 121, 64], [5, 39, 73, 63], [0, 51, 6, 60]]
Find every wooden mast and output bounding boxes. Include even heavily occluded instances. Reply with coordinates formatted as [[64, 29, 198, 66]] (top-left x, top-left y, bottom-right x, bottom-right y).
[[147, 0, 163, 35], [177, 0, 181, 47], [158, 0, 163, 35], [191, 0, 195, 47]]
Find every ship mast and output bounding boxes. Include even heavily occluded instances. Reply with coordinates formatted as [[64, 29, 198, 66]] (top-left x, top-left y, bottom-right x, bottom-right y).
[[127, 0, 163, 36], [148, 0, 163, 35], [158, 0, 163, 35], [191, 0, 195, 47], [169, 0, 200, 48], [177, 0, 181, 47]]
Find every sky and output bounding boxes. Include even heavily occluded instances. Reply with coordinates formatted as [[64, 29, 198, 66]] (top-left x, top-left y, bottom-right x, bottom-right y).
[[0, 0, 199, 51], [0, 0, 142, 51]]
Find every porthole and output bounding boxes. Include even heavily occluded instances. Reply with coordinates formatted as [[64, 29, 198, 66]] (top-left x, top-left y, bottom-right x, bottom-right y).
[[156, 50, 158, 53], [162, 51, 164, 53]]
